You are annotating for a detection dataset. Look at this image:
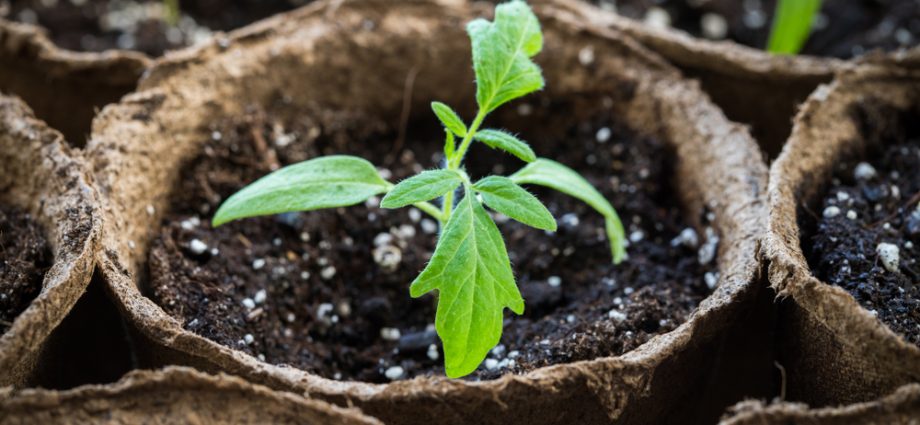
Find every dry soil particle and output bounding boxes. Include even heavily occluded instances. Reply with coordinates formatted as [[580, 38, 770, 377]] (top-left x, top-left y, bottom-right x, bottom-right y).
[[608, 0, 920, 59], [0, 204, 51, 334], [148, 96, 717, 382], [803, 104, 920, 347], [3, 0, 307, 56]]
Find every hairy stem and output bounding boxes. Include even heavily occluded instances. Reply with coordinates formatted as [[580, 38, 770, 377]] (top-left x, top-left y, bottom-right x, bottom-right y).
[[414, 201, 446, 222], [448, 110, 487, 170], [440, 109, 487, 222]]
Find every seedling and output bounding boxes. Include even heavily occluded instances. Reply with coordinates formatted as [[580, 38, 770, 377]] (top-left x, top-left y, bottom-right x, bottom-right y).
[[766, 0, 822, 54], [213, 0, 625, 378]]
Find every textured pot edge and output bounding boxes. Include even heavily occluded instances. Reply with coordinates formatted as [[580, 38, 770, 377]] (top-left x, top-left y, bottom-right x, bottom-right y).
[[0, 18, 150, 83], [719, 383, 920, 424], [548, 0, 843, 80], [87, 0, 767, 420], [0, 366, 382, 425], [0, 94, 102, 386], [765, 58, 920, 375]]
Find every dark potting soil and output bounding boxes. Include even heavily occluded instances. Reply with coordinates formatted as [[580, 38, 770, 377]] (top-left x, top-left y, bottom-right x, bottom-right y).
[[608, 0, 920, 59], [0, 204, 51, 334], [148, 97, 717, 382], [3, 0, 307, 56], [803, 105, 920, 347]]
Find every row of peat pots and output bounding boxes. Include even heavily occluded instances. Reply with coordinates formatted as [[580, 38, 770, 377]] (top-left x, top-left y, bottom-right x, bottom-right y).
[[0, 0, 919, 423]]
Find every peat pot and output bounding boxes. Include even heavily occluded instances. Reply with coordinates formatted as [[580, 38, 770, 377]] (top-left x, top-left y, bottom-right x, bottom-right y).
[[88, 0, 769, 423], [766, 51, 920, 408], [0, 94, 101, 386]]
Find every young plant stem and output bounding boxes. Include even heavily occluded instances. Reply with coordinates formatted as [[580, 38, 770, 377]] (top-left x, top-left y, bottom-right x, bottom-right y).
[[414, 200, 446, 222], [449, 110, 487, 170], [441, 109, 487, 221]]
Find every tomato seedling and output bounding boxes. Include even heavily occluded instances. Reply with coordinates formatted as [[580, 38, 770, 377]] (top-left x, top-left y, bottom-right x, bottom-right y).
[[213, 0, 625, 378]]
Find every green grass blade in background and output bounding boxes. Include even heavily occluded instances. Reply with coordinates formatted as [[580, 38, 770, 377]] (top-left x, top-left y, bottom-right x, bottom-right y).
[[767, 0, 822, 54]]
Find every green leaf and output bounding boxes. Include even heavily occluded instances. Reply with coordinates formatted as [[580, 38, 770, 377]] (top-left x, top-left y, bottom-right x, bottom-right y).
[[431, 102, 467, 137], [473, 129, 536, 163], [380, 169, 463, 209], [473, 176, 555, 231], [213, 155, 388, 227], [766, 0, 822, 54], [510, 158, 626, 263], [410, 190, 523, 378], [468, 0, 544, 113]]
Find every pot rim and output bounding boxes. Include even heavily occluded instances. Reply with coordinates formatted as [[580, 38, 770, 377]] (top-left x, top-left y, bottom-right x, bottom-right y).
[[0, 18, 149, 82]]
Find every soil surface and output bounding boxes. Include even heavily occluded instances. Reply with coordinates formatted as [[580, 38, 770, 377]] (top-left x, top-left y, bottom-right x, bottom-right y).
[[803, 104, 920, 347], [0, 204, 51, 334], [148, 96, 717, 382], [3, 0, 307, 56], [609, 0, 920, 58]]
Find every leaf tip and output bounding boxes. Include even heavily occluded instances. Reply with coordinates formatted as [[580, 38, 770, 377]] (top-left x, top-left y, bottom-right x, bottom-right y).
[[442, 346, 481, 379], [408, 277, 430, 298], [378, 193, 397, 209], [444, 364, 472, 379], [211, 204, 232, 227], [509, 299, 525, 315]]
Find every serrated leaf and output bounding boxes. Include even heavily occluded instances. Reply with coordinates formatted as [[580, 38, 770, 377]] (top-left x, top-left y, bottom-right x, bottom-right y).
[[473, 176, 555, 231], [213, 155, 388, 227], [431, 102, 467, 137], [468, 0, 544, 113], [511, 158, 626, 263], [767, 0, 821, 54], [380, 169, 463, 209], [410, 190, 523, 378], [473, 129, 536, 163]]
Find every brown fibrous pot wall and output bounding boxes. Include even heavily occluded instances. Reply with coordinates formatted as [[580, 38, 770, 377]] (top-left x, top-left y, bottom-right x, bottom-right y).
[[766, 52, 920, 407], [0, 19, 149, 146], [720, 383, 920, 425], [0, 366, 381, 425], [0, 94, 101, 386]]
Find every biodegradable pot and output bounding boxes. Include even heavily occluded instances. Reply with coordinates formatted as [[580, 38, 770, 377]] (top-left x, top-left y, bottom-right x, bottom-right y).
[[0, 366, 381, 424], [0, 19, 149, 146], [720, 384, 920, 425], [550, 0, 843, 158], [88, 0, 768, 423], [0, 94, 101, 386], [766, 55, 920, 406]]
